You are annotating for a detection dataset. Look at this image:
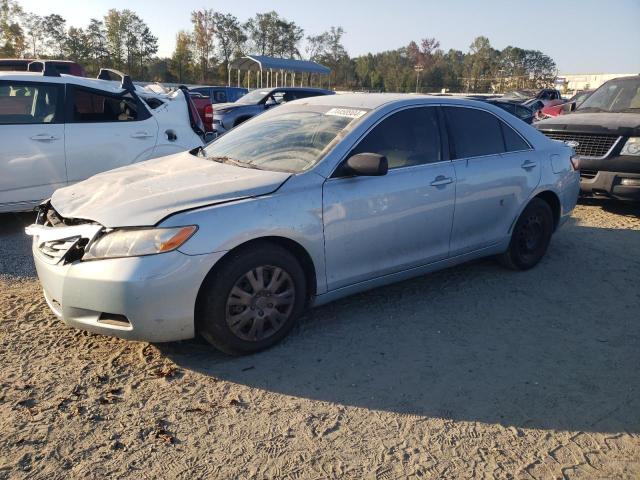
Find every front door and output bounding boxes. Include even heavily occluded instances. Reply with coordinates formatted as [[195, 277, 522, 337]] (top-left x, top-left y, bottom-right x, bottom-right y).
[[323, 106, 456, 290], [64, 86, 158, 184], [0, 80, 66, 210]]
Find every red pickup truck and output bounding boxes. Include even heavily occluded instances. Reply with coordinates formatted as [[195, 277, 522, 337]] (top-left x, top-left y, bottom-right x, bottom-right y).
[[189, 92, 215, 132]]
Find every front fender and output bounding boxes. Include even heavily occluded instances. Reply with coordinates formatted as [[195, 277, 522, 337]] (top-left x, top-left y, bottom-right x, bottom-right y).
[[160, 172, 328, 294]]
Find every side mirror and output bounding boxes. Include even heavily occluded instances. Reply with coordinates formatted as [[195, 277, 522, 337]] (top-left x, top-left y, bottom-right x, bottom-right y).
[[345, 153, 388, 176], [561, 102, 576, 114]]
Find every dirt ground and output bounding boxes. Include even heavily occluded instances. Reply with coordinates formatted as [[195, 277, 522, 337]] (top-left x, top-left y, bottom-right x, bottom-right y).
[[1, 200, 639, 479]]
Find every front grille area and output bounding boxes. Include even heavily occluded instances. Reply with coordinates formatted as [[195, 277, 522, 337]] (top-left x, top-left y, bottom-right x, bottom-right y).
[[39, 238, 80, 262], [580, 169, 598, 179], [541, 132, 620, 158], [32, 203, 98, 264]]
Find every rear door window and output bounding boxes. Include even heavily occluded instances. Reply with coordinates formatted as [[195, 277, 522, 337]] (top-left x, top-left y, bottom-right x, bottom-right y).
[[444, 106, 505, 158], [0, 81, 61, 124], [71, 87, 145, 123]]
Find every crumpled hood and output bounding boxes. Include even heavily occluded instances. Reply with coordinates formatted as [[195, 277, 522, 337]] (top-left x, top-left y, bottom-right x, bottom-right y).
[[51, 151, 291, 227], [535, 112, 640, 136]]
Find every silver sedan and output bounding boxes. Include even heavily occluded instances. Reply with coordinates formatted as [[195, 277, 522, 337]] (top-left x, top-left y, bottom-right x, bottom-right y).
[[27, 94, 580, 354]]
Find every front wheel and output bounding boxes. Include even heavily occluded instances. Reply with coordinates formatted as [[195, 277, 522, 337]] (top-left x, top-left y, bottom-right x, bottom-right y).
[[499, 198, 553, 270], [197, 244, 307, 355]]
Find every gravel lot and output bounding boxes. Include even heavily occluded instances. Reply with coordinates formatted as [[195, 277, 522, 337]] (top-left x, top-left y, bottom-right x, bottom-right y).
[[1, 200, 639, 479]]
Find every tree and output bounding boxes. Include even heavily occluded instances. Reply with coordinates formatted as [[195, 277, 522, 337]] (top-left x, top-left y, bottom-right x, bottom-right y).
[[41, 14, 67, 57], [86, 18, 108, 74], [64, 26, 90, 63], [191, 8, 216, 82], [170, 30, 193, 83], [244, 11, 303, 58], [213, 12, 245, 79], [22, 13, 43, 57], [0, 0, 25, 57], [104, 9, 125, 69]]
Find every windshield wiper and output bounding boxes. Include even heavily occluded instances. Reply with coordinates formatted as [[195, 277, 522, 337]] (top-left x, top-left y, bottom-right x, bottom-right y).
[[207, 155, 262, 170], [616, 107, 640, 113]]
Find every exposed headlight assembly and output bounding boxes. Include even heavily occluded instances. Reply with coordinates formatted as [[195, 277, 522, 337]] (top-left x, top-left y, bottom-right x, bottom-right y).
[[83, 226, 197, 260], [620, 137, 640, 156]]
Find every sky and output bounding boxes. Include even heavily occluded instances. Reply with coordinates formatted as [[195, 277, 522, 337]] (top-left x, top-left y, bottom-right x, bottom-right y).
[[17, 0, 640, 74]]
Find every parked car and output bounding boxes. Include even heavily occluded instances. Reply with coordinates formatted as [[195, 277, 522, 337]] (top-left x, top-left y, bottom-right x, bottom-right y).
[[503, 88, 563, 106], [0, 58, 86, 76], [539, 90, 594, 119], [210, 87, 334, 134], [0, 63, 205, 212], [482, 99, 535, 124], [188, 86, 249, 132], [189, 85, 248, 103], [536, 75, 640, 201], [26, 94, 579, 354]]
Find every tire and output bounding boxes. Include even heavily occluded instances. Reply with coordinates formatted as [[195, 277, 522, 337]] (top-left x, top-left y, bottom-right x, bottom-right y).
[[196, 243, 307, 355], [499, 198, 554, 270]]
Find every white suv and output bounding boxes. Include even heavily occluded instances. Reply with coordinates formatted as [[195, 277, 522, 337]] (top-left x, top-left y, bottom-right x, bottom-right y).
[[0, 63, 205, 212]]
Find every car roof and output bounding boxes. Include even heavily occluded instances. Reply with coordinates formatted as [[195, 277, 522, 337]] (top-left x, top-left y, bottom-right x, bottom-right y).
[[0, 71, 126, 93], [296, 92, 509, 110]]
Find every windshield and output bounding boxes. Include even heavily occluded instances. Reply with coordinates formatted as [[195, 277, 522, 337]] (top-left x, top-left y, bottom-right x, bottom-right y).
[[235, 89, 270, 105], [201, 105, 369, 173], [577, 77, 640, 113]]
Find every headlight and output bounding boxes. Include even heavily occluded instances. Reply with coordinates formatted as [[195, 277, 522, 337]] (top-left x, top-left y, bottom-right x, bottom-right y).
[[83, 226, 197, 260], [620, 137, 640, 156]]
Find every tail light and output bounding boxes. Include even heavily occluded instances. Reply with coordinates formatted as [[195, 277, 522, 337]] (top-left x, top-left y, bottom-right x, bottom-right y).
[[570, 154, 580, 171], [204, 104, 213, 121]]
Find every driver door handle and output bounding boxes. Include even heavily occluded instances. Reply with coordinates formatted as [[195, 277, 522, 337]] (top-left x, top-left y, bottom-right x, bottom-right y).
[[521, 160, 537, 170], [430, 176, 453, 187], [30, 133, 59, 141]]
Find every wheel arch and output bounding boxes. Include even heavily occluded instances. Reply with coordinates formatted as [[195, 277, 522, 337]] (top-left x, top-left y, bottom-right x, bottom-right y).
[[195, 236, 318, 316], [534, 190, 561, 231]]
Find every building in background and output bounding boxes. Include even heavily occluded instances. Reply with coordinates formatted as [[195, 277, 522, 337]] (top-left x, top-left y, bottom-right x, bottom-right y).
[[557, 73, 637, 93]]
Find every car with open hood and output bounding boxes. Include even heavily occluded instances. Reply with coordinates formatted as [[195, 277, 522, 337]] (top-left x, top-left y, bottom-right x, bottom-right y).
[[26, 94, 579, 354], [0, 62, 206, 213], [536, 75, 640, 200]]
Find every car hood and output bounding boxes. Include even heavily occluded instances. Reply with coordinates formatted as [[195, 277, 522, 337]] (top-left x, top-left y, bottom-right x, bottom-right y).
[[535, 112, 640, 136], [51, 151, 291, 227]]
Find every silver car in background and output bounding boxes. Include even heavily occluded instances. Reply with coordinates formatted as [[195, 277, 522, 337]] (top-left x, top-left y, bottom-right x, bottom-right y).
[[27, 94, 580, 354], [210, 87, 334, 135]]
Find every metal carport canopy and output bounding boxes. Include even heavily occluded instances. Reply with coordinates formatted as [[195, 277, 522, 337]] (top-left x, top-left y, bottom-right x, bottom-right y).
[[230, 55, 330, 75]]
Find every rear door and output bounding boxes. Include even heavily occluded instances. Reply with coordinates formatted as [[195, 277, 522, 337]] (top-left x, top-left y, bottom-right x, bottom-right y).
[[0, 80, 66, 210], [444, 106, 541, 255], [323, 106, 456, 290], [64, 85, 158, 184]]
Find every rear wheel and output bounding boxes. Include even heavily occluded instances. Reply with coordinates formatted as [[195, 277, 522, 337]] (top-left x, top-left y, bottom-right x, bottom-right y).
[[197, 244, 307, 355], [499, 198, 553, 270]]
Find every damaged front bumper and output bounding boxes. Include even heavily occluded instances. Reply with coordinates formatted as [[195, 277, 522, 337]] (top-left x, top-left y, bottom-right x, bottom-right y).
[[27, 208, 224, 343]]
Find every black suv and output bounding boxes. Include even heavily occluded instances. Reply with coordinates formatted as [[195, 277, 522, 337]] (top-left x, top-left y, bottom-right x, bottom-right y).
[[535, 75, 640, 201]]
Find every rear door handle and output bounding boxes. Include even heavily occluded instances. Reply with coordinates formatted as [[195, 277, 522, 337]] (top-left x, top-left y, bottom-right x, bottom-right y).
[[130, 131, 154, 139], [30, 133, 59, 141], [521, 160, 537, 170], [430, 176, 453, 187]]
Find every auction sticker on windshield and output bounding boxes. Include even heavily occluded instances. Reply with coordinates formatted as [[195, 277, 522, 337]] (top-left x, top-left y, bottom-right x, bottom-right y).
[[325, 108, 368, 119]]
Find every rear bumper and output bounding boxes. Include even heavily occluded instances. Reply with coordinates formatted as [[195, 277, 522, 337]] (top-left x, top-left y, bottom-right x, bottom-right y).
[[580, 170, 640, 201], [33, 245, 225, 342]]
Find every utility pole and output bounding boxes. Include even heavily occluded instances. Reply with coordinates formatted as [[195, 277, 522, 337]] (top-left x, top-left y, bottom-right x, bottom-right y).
[[414, 65, 424, 93]]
